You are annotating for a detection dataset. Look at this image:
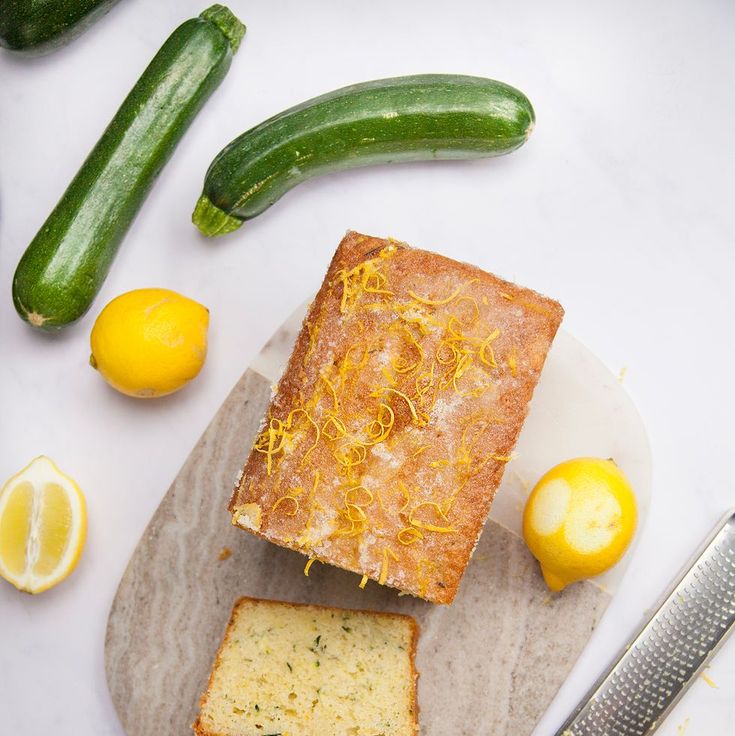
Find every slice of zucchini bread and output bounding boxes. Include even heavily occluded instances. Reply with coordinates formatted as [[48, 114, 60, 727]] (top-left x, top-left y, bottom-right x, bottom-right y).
[[194, 597, 419, 736]]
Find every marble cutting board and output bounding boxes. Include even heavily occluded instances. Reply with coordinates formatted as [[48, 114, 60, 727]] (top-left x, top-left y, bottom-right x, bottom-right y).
[[105, 301, 651, 736]]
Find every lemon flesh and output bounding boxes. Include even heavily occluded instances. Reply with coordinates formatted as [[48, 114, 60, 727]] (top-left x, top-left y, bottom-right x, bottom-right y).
[[90, 287, 209, 398], [0, 457, 87, 594], [522, 457, 637, 591]]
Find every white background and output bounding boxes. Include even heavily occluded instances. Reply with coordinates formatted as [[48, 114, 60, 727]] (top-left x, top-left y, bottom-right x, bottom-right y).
[[1, 1, 734, 734]]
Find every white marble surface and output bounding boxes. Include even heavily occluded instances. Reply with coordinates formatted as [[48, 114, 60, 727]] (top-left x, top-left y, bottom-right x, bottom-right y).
[[1, 1, 733, 734]]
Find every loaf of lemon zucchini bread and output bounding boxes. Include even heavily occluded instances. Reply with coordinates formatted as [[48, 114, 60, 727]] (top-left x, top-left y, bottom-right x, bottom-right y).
[[194, 597, 419, 736], [229, 232, 563, 603]]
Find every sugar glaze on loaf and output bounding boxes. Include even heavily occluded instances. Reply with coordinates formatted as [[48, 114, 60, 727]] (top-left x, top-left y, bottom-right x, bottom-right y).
[[230, 232, 563, 604]]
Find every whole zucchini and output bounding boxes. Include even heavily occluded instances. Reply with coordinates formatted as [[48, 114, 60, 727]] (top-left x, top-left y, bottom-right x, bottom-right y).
[[0, 0, 122, 54], [193, 74, 535, 237], [12, 5, 245, 331]]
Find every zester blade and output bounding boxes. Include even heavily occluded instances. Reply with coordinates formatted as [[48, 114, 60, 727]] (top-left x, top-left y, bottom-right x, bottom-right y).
[[555, 509, 735, 736]]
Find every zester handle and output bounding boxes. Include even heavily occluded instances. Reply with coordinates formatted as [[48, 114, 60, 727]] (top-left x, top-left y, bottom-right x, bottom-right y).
[[555, 509, 735, 736]]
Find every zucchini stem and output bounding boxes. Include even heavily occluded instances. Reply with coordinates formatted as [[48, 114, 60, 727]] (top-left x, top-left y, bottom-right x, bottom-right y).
[[200, 4, 246, 52], [192, 195, 244, 237]]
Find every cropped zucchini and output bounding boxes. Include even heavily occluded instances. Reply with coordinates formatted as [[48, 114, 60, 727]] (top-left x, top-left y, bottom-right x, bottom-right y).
[[0, 0, 122, 54], [13, 5, 245, 331], [193, 74, 534, 236]]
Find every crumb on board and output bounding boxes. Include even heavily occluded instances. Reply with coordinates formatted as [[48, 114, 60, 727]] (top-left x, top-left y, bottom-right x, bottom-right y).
[[677, 717, 690, 735], [618, 365, 628, 383], [218, 547, 232, 561]]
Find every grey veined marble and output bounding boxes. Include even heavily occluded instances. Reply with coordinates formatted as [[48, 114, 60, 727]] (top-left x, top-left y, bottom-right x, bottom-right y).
[[106, 303, 651, 735]]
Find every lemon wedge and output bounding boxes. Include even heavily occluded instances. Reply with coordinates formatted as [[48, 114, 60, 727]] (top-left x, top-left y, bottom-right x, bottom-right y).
[[0, 456, 87, 594], [522, 457, 637, 591]]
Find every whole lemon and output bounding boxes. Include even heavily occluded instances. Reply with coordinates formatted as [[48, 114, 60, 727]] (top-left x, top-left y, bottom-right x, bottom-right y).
[[90, 288, 209, 398], [522, 457, 637, 591]]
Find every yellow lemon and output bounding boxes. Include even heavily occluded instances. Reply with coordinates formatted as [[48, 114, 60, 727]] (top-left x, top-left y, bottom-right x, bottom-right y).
[[90, 288, 209, 398], [0, 456, 87, 594], [522, 457, 637, 591]]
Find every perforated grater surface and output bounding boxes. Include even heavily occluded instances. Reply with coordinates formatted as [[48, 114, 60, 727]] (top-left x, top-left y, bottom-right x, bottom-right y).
[[555, 509, 735, 736]]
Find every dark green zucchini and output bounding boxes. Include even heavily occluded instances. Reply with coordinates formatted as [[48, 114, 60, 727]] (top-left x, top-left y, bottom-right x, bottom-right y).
[[12, 5, 245, 331], [0, 0, 122, 54], [193, 74, 535, 237]]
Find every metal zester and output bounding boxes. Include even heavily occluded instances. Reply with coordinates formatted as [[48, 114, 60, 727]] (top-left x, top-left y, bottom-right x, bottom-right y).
[[555, 509, 735, 736]]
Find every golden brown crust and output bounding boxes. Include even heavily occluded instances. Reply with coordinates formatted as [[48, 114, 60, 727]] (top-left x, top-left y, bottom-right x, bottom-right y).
[[230, 232, 563, 604], [406, 606, 420, 732], [193, 596, 420, 736], [192, 599, 244, 736]]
